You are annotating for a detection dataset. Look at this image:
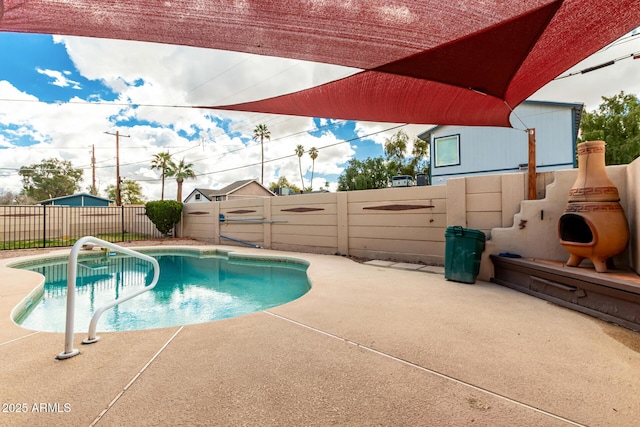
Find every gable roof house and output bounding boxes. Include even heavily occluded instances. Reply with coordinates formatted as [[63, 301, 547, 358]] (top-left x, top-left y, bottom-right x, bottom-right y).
[[418, 101, 583, 186], [184, 179, 275, 203]]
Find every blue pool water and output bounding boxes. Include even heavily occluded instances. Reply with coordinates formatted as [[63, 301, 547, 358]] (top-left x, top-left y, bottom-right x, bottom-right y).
[[15, 251, 310, 332]]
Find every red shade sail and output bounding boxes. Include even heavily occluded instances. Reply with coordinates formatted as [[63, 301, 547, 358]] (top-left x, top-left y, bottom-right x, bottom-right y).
[[2, 0, 639, 126]]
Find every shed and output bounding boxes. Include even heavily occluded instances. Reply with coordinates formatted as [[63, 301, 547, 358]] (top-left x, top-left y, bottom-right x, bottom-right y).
[[38, 193, 113, 207]]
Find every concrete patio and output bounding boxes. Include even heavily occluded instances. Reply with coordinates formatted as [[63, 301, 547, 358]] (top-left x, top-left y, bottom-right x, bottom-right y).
[[1, 244, 639, 426]]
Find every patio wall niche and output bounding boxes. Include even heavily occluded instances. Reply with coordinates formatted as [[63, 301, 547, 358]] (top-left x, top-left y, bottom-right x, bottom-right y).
[[482, 158, 639, 280]]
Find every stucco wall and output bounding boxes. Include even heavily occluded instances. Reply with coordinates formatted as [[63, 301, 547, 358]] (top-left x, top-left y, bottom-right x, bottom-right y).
[[182, 178, 513, 265], [445, 173, 527, 239], [180, 202, 219, 242], [344, 186, 446, 264], [270, 192, 338, 254], [183, 186, 448, 263], [181, 160, 638, 278]]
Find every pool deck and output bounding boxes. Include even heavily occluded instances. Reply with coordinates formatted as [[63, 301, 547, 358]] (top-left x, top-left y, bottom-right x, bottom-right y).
[[1, 244, 639, 426]]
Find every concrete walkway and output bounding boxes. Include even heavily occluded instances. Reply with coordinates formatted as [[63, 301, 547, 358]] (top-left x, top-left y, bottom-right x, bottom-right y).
[[1, 246, 639, 426]]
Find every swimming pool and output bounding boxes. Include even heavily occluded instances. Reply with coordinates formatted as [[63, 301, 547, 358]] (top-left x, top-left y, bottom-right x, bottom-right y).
[[12, 250, 310, 332]]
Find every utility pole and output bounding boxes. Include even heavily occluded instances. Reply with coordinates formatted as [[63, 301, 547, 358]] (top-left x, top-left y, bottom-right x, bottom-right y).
[[104, 130, 130, 206], [528, 128, 536, 200], [91, 144, 96, 196]]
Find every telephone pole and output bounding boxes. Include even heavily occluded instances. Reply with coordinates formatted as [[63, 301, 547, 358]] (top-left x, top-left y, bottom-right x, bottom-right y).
[[104, 130, 130, 206], [91, 144, 96, 196]]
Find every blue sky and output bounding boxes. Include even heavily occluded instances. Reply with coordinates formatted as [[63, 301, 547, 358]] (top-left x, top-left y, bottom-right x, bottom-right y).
[[0, 30, 639, 201]]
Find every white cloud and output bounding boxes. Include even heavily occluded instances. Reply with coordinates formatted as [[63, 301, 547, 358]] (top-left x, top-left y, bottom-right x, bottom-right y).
[[56, 35, 358, 107], [353, 122, 428, 149], [1, 42, 334, 198], [0, 81, 39, 102], [36, 68, 82, 89], [0, 81, 124, 194], [45, 36, 362, 198]]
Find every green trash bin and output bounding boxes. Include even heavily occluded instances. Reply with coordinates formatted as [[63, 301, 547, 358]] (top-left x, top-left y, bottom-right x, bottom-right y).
[[444, 226, 486, 284]]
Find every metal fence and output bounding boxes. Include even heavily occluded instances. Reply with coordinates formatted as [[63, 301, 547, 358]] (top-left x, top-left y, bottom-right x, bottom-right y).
[[0, 205, 164, 250]]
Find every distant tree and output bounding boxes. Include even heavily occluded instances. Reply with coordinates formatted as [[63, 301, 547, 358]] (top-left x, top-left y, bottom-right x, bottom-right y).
[[580, 91, 640, 165], [170, 158, 196, 202], [0, 191, 36, 205], [308, 146, 319, 190], [409, 137, 430, 177], [253, 124, 271, 184], [384, 130, 430, 177], [337, 157, 393, 191], [18, 158, 83, 201], [105, 180, 145, 205], [384, 130, 409, 175], [0, 192, 16, 205], [85, 184, 99, 196], [295, 144, 305, 190], [269, 176, 301, 194], [150, 151, 174, 200]]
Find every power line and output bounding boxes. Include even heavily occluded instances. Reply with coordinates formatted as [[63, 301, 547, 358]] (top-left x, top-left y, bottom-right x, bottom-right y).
[[0, 98, 200, 110], [189, 119, 349, 164], [131, 123, 407, 182], [186, 56, 252, 94], [0, 121, 406, 182], [600, 29, 640, 51]]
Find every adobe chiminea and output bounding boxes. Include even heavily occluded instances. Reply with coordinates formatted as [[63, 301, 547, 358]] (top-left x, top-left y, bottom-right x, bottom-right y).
[[558, 140, 629, 272]]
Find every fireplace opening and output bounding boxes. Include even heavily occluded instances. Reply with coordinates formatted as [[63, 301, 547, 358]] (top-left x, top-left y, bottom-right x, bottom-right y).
[[559, 214, 593, 244]]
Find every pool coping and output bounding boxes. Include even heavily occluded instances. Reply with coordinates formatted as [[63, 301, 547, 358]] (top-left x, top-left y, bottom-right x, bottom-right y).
[[8, 246, 311, 333]]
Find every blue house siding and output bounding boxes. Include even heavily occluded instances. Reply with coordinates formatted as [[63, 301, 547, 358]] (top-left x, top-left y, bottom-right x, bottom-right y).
[[421, 101, 581, 185], [39, 193, 113, 207]]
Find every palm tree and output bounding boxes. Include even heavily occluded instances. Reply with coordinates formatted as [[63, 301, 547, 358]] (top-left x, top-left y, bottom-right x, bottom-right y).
[[171, 158, 197, 202], [295, 144, 305, 190], [253, 124, 271, 184], [308, 146, 318, 191], [151, 151, 174, 200]]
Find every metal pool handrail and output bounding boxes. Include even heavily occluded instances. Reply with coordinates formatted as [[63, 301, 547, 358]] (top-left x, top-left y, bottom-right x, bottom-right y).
[[57, 236, 160, 360]]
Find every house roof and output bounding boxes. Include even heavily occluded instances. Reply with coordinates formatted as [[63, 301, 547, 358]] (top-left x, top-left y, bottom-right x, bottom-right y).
[[416, 100, 584, 141], [188, 179, 274, 201], [38, 192, 114, 204]]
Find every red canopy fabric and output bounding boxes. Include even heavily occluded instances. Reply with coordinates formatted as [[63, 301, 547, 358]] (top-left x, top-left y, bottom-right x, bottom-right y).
[[2, 0, 639, 126]]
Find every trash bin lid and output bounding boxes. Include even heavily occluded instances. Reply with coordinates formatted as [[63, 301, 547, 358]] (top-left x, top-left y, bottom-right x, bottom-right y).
[[445, 226, 485, 241]]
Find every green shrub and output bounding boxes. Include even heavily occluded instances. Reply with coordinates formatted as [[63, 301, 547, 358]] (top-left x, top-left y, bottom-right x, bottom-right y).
[[145, 200, 183, 235]]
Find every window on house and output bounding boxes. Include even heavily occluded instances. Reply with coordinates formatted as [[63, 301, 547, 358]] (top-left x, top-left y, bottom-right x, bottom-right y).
[[195, 194, 201, 200], [216, 196, 223, 201], [434, 134, 460, 167]]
